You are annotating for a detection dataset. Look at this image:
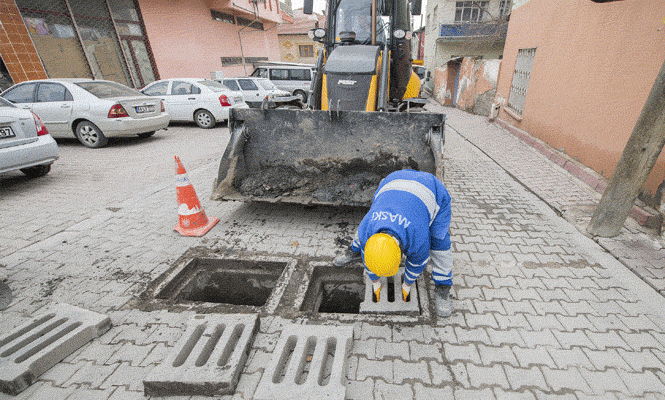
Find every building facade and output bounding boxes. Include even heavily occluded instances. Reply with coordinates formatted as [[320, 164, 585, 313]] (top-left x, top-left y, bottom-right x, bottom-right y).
[[276, 8, 323, 64], [0, 0, 283, 90], [494, 0, 665, 201], [422, 0, 511, 73]]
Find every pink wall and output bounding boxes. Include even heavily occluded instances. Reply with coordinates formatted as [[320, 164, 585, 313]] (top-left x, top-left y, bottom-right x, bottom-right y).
[[495, 0, 665, 196], [138, 0, 281, 80]]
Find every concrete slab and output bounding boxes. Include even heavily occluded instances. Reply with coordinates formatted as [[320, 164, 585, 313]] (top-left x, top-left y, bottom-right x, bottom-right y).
[[253, 323, 353, 400], [359, 268, 420, 315], [143, 313, 259, 397], [0, 303, 111, 395]]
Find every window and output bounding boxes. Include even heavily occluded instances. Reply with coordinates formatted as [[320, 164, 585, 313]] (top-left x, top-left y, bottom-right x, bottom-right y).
[[2, 83, 37, 103], [37, 83, 72, 102], [210, 9, 235, 24], [299, 45, 314, 58], [238, 79, 258, 91], [197, 80, 227, 92], [289, 69, 311, 81], [454, 1, 489, 23], [251, 68, 268, 78], [508, 48, 536, 116], [237, 16, 264, 30], [143, 81, 168, 96], [270, 69, 289, 80], [170, 81, 199, 95], [223, 80, 240, 91], [499, 0, 511, 17]]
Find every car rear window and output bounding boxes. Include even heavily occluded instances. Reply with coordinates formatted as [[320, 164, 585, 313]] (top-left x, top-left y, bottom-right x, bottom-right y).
[[75, 81, 141, 98], [197, 80, 227, 92]]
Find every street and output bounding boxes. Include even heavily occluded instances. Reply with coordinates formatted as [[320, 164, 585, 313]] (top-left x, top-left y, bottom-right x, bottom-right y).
[[1, 108, 665, 399]]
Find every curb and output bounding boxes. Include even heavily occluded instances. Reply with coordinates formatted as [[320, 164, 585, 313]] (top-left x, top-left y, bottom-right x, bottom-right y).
[[494, 118, 663, 229]]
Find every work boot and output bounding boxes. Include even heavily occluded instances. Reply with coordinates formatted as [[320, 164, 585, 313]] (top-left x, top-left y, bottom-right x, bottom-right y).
[[333, 248, 362, 266], [434, 285, 453, 317]]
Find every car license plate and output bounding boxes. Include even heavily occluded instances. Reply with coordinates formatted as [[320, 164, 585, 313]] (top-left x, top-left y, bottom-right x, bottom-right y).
[[135, 105, 155, 114], [0, 126, 15, 139]]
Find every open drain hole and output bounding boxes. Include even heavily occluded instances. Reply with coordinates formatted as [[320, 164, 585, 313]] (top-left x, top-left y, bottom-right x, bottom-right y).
[[300, 267, 364, 314], [155, 258, 286, 307]]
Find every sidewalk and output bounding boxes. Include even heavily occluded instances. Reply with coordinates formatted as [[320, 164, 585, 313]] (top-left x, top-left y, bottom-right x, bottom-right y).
[[1, 103, 665, 399]]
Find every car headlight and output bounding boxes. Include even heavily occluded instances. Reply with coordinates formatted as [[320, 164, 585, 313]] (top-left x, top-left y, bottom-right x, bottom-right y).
[[309, 28, 326, 39], [393, 29, 406, 39]]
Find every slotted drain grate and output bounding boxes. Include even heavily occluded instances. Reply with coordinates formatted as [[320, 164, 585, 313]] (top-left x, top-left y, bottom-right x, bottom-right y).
[[253, 323, 353, 400], [143, 313, 259, 397], [0, 303, 111, 395], [359, 267, 420, 315]]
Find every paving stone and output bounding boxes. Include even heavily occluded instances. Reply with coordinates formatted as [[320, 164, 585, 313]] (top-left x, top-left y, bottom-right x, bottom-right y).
[[454, 386, 496, 399], [512, 346, 557, 369], [443, 343, 481, 364], [373, 380, 414, 399], [477, 344, 518, 366], [541, 367, 592, 393], [409, 341, 443, 363], [503, 365, 547, 391], [393, 359, 430, 384], [487, 329, 527, 347], [616, 348, 664, 371], [345, 378, 374, 400], [0, 303, 111, 395], [579, 368, 628, 396], [546, 347, 594, 370], [376, 339, 409, 360], [616, 369, 665, 396], [143, 314, 259, 397]]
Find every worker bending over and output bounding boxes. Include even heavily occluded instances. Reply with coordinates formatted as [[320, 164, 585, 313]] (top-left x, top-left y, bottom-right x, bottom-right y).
[[334, 169, 454, 317]]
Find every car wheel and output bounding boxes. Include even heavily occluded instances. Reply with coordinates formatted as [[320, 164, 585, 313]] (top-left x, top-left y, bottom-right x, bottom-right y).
[[137, 131, 155, 139], [20, 164, 51, 178], [194, 110, 216, 129], [293, 90, 307, 103], [75, 120, 108, 148]]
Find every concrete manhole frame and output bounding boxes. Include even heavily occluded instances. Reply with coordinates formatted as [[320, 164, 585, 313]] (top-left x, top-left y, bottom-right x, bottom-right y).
[[137, 248, 298, 315], [293, 262, 432, 324]]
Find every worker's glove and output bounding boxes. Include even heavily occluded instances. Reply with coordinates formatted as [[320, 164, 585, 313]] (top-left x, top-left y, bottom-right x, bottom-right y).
[[372, 280, 381, 302], [402, 282, 412, 302]]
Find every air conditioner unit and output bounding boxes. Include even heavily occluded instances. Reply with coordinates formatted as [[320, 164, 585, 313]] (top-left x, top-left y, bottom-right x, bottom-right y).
[[210, 71, 224, 80]]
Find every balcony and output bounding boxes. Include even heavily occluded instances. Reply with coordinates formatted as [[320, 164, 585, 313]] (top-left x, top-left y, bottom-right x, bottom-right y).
[[438, 22, 508, 42]]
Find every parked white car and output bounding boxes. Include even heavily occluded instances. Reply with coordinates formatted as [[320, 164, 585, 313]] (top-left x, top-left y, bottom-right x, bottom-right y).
[[250, 64, 315, 102], [221, 77, 300, 108], [0, 97, 59, 177], [0, 79, 169, 148], [141, 78, 247, 128]]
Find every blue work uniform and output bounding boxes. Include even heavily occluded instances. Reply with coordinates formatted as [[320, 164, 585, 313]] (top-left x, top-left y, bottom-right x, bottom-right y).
[[350, 169, 453, 286]]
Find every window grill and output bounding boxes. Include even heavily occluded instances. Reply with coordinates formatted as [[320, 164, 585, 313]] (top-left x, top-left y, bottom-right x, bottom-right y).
[[508, 47, 536, 116], [299, 45, 314, 58]]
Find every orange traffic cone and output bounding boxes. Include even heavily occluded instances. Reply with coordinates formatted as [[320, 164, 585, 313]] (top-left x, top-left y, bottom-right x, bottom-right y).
[[174, 156, 219, 236]]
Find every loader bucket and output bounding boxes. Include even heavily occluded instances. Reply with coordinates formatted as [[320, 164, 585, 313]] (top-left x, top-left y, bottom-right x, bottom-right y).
[[212, 108, 445, 207]]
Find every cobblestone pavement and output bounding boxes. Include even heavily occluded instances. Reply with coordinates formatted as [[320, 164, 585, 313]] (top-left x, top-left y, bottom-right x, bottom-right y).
[[1, 106, 665, 400]]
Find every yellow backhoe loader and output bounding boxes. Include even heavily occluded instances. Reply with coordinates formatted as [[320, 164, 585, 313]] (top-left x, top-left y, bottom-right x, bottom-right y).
[[212, 0, 445, 207]]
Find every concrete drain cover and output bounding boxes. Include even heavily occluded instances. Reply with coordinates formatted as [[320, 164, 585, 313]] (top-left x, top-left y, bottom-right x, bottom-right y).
[[0, 303, 111, 395], [300, 266, 365, 314], [253, 323, 353, 400], [143, 313, 259, 397], [155, 257, 289, 309], [359, 268, 420, 315]]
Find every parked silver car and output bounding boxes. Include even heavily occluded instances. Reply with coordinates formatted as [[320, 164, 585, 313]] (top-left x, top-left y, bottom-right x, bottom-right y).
[[141, 78, 247, 128], [0, 97, 58, 178], [221, 77, 301, 108], [0, 79, 169, 148]]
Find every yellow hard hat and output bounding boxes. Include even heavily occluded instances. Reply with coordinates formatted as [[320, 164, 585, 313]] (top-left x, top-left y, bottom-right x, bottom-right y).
[[364, 232, 401, 277]]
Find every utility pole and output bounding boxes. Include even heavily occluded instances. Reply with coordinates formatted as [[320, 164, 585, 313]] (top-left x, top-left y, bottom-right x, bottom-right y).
[[587, 59, 665, 237]]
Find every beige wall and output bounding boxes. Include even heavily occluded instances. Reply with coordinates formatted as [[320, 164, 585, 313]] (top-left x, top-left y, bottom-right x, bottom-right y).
[[278, 34, 321, 64], [138, 0, 281, 79], [495, 0, 665, 196]]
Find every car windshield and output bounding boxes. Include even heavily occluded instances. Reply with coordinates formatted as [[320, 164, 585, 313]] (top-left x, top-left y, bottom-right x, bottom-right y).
[[257, 79, 277, 90], [75, 81, 141, 98], [198, 80, 228, 92], [0, 97, 15, 107]]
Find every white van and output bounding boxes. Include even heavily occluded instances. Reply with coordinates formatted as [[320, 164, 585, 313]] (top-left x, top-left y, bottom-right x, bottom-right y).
[[250, 62, 315, 102]]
